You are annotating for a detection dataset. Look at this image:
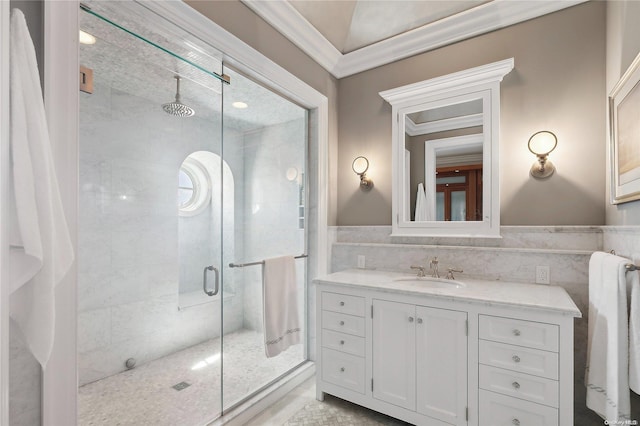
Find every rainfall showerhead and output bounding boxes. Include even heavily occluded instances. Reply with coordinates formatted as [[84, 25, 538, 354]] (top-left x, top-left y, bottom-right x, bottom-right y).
[[162, 76, 195, 117]]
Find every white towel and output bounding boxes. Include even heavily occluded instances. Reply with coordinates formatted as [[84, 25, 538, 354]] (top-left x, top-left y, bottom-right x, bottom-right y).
[[263, 256, 301, 358], [628, 255, 640, 394], [8, 9, 74, 367], [585, 252, 631, 421], [415, 183, 428, 221]]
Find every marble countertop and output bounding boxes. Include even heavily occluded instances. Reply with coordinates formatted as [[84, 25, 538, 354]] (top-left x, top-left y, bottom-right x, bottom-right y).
[[314, 269, 582, 317]]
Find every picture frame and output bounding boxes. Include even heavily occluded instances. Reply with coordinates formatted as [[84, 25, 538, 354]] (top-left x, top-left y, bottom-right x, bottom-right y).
[[610, 51, 640, 204]]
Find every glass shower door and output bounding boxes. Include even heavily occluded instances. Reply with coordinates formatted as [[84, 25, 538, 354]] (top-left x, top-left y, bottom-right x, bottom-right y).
[[220, 66, 308, 411], [77, 2, 227, 425]]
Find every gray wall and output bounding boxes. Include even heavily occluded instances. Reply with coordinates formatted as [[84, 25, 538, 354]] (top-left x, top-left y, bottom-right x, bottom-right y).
[[605, 0, 640, 225], [336, 2, 606, 226]]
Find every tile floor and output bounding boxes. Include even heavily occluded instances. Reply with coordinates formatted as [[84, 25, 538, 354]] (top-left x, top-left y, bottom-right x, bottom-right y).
[[246, 379, 412, 426], [78, 329, 303, 426]]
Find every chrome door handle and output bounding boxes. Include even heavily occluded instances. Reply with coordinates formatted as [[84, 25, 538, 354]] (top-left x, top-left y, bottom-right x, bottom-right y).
[[203, 265, 219, 296]]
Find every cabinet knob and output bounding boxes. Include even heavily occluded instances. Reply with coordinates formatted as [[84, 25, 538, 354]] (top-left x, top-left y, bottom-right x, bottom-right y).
[[339, 321, 345, 326], [340, 301, 345, 306], [417, 318, 423, 324], [340, 367, 345, 372], [512, 355, 521, 363], [408, 316, 414, 323], [340, 340, 345, 345], [512, 419, 520, 426], [512, 329, 521, 336], [512, 381, 521, 389]]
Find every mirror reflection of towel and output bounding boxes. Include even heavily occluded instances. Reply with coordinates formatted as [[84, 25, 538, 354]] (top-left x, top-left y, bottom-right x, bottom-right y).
[[9, 9, 74, 367], [415, 183, 428, 221]]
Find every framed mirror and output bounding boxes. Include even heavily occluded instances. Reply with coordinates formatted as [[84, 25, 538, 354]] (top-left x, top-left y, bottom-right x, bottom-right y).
[[380, 58, 514, 237]]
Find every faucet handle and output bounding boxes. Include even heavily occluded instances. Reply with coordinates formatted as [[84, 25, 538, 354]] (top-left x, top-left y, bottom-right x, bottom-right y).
[[446, 268, 463, 280], [410, 265, 426, 277]]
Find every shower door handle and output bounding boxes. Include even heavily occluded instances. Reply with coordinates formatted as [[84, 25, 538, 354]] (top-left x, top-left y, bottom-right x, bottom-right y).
[[203, 266, 219, 296]]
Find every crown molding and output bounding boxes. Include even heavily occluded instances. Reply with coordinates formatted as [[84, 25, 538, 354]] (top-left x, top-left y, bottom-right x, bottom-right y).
[[380, 58, 514, 105], [405, 113, 483, 136], [241, 0, 342, 75], [242, 0, 586, 79]]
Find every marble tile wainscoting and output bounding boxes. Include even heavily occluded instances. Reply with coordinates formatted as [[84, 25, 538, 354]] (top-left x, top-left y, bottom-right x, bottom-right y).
[[327, 225, 640, 424]]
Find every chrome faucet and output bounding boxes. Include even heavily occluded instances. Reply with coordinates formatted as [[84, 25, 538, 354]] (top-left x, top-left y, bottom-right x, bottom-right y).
[[429, 257, 439, 278], [410, 265, 426, 277], [446, 268, 463, 280]]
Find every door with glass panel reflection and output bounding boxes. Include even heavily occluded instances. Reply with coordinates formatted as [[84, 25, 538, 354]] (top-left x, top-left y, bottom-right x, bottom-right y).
[[436, 166, 482, 221]]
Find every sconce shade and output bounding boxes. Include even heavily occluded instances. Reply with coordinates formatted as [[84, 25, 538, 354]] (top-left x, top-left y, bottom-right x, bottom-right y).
[[352, 156, 369, 175], [352, 156, 373, 190], [528, 131, 557, 156], [528, 131, 557, 179]]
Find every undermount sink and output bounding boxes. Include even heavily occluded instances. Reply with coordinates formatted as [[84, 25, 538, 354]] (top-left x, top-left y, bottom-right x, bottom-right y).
[[393, 276, 465, 289]]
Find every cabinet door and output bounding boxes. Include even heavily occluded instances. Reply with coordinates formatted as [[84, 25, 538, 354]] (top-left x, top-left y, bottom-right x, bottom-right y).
[[372, 299, 416, 410], [416, 306, 467, 425]]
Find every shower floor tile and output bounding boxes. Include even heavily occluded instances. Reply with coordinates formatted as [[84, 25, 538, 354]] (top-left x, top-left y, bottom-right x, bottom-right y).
[[78, 329, 303, 426]]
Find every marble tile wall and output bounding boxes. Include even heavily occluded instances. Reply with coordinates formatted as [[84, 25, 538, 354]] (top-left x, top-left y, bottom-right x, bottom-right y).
[[240, 119, 307, 333], [327, 225, 612, 424], [78, 82, 246, 385], [79, 79, 308, 386]]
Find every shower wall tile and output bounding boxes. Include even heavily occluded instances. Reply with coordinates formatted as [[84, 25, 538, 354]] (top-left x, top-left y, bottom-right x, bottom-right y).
[[78, 308, 111, 353], [240, 119, 307, 335], [79, 84, 305, 385]]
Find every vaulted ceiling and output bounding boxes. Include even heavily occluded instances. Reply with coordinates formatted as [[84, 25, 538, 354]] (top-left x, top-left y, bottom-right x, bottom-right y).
[[242, 0, 587, 78]]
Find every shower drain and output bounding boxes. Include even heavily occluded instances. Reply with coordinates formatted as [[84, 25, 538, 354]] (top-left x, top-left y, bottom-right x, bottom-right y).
[[172, 381, 191, 391]]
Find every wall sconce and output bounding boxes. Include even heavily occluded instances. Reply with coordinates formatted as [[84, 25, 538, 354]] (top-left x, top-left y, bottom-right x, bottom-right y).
[[352, 156, 373, 190], [528, 130, 558, 179]]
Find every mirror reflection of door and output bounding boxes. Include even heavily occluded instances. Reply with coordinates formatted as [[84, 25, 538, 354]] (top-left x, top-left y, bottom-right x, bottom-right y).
[[435, 165, 482, 221], [405, 97, 484, 222]]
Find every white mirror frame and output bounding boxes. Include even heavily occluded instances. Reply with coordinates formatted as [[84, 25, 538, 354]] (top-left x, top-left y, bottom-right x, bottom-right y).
[[380, 58, 514, 238]]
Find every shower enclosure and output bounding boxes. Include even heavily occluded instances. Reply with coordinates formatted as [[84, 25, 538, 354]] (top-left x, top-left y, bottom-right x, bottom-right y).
[[77, 2, 308, 424]]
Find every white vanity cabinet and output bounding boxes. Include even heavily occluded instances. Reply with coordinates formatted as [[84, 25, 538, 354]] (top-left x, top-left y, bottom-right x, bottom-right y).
[[315, 270, 580, 426], [372, 300, 467, 425]]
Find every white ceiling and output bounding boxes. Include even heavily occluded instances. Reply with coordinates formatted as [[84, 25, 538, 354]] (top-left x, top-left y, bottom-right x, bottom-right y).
[[242, 0, 587, 78], [288, 0, 489, 54]]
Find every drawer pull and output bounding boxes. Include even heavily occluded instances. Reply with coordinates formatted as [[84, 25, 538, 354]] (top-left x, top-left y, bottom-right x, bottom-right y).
[[512, 329, 521, 336], [512, 381, 521, 389], [409, 316, 414, 323], [417, 318, 423, 324], [340, 321, 345, 326], [340, 340, 345, 345], [512, 419, 520, 426], [340, 367, 345, 372], [340, 301, 345, 306], [512, 355, 521, 363]]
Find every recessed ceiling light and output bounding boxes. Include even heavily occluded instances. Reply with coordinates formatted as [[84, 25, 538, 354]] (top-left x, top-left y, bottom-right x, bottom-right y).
[[79, 30, 96, 45], [232, 101, 248, 109]]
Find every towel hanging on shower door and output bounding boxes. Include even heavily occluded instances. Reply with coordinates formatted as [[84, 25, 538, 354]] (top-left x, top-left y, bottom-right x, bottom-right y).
[[8, 9, 74, 367], [263, 256, 301, 358]]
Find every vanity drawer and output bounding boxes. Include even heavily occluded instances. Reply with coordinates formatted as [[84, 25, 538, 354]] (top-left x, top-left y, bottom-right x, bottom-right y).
[[321, 329, 365, 357], [479, 340, 558, 380], [322, 310, 365, 336], [321, 348, 365, 394], [479, 315, 559, 352], [322, 292, 365, 317], [479, 365, 559, 408], [479, 389, 558, 426]]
